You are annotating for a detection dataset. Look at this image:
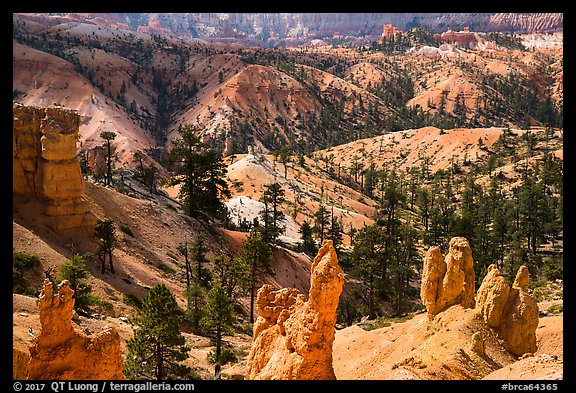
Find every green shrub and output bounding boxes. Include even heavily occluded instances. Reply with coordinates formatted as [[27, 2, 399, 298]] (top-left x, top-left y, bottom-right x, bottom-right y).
[[542, 256, 563, 280], [58, 253, 96, 315], [547, 304, 563, 314], [207, 347, 237, 366], [123, 293, 142, 308], [13, 251, 41, 295], [120, 225, 135, 237]]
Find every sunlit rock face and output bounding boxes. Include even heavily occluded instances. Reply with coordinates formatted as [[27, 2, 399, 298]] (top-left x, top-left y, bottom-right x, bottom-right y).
[[245, 240, 344, 380]]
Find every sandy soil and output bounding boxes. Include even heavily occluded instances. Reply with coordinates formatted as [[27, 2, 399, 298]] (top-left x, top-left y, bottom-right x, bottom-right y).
[[333, 307, 563, 380]]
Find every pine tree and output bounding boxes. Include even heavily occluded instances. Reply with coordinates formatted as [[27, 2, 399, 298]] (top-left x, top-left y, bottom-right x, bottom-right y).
[[190, 234, 209, 286], [57, 253, 95, 316], [167, 124, 231, 220], [313, 203, 330, 244], [99, 131, 116, 186], [237, 228, 273, 323], [95, 219, 116, 274], [200, 283, 236, 380], [259, 182, 286, 243], [124, 284, 196, 380], [348, 224, 389, 319], [328, 207, 344, 251], [299, 219, 317, 256]]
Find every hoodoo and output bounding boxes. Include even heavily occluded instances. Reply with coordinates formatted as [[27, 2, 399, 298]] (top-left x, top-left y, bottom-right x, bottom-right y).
[[27, 279, 124, 380], [421, 237, 476, 318], [244, 240, 344, 380], [13, 103, 96, 236], [476, 264, 539, 356]]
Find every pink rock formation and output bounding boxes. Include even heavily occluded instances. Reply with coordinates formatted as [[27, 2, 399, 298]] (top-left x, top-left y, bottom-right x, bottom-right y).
[[421, 237, 476, 318], [27, 279, 124, 380], [244, 240, 344, 380], [378, 23, 400, 44], [13, 103, 96, 235], [439, 28, 479, 49], [476, 265, 539, 356]]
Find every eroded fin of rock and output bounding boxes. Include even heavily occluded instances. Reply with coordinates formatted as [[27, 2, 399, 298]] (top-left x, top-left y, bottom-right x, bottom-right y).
[[244, 240, 344, 380]]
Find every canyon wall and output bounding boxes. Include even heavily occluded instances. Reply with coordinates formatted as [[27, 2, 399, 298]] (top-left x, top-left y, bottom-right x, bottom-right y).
[[15, 13, 563, 45]]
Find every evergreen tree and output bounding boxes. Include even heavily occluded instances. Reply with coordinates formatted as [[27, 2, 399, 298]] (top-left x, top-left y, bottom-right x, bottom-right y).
[[184, 283, 207, 333], [99, 131, 117, 186], [124, 284, 196, 380], [299, 219, 317, 256], [200, 283, 236, 380], [211, 254, 250, 303], [167, 124, 231, 220], [190, 234, 209, 286], [95, 218, 116, 274], [348, 224, 388, 319], [259, 182, 286, 243], [57, 253, 95, 316], [393, 223, 419, 314], [313, 203, 330, 244], [237, 228, 274, 323], [517, 177, 549, 266], [277, 147, 292, 178]]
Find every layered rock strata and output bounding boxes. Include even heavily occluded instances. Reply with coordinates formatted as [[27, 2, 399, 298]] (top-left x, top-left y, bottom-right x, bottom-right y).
[[27, 279, 123, 379], [421, 237, 476, 318], [13, 103, 96, 235], [475, 264, 539, 356], [244, 240, 344, 380]]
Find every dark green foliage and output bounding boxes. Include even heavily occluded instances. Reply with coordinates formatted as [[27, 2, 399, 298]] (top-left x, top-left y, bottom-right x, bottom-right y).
[[299, 219, 317, 256], [95, 219, 116, 274], [99, 131, 117, 187], [485, 32, 525, 50], [374, 27, 439, 54], [120, 225, 135, 237], [542, 256, 563, 281], [123, 293, 142, 309], [133, 151, 159, 194], [259, 182, 286, 243], [57, 253, 97, 316], [13, 251, 41, 295], [236, 228, 273, 323], [167, 124, 231, 221], [348, 224, 389, 319], [313, 203, 330, 244], [124, 284, 199, 380], [200, 283, 236, 379], [342, 129, 562, 323]]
